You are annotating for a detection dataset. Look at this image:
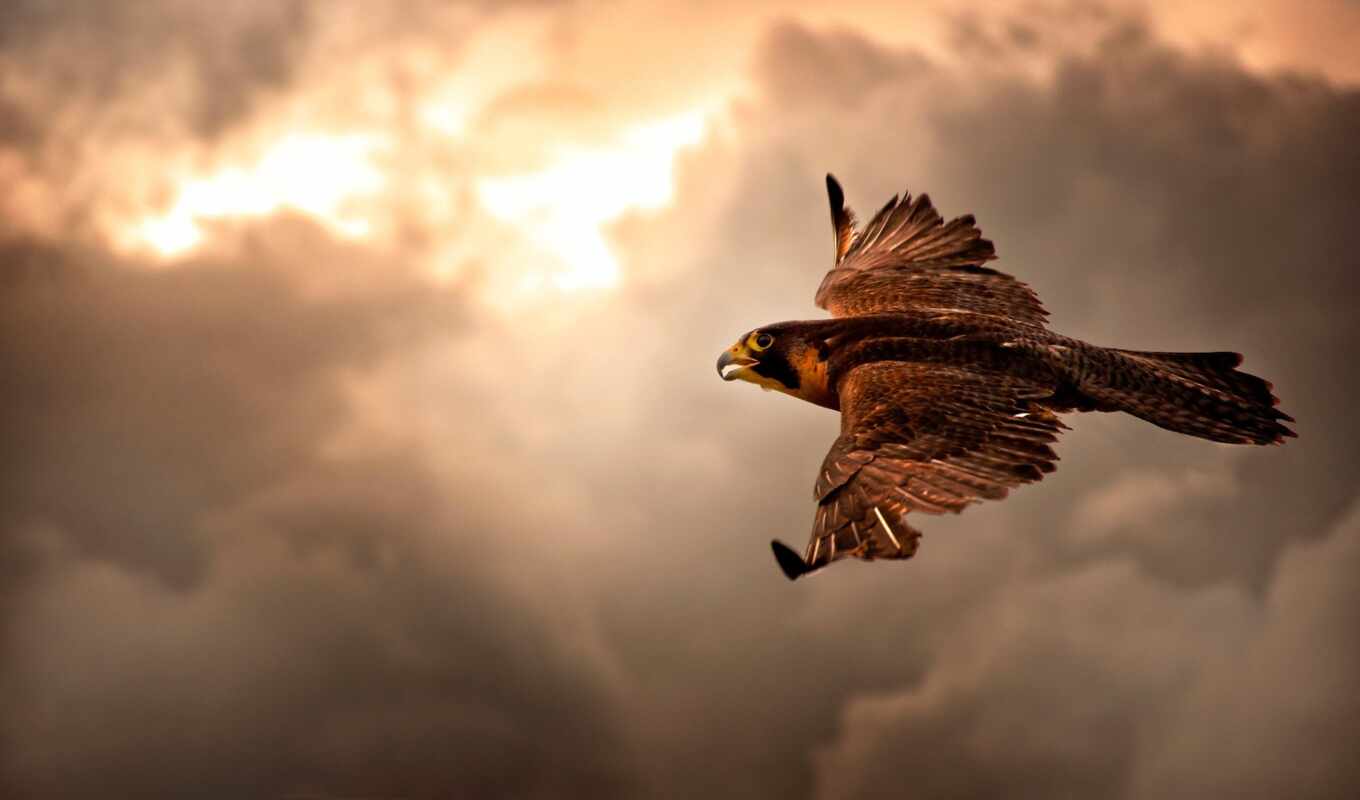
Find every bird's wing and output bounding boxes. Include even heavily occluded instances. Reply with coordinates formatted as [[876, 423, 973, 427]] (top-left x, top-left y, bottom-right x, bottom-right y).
[[772, 360, 1066, 579], [815, 174, 1048, 325]]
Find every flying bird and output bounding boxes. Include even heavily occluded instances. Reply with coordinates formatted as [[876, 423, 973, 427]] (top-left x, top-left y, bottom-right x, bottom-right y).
[[717, 175, 1295, 580]]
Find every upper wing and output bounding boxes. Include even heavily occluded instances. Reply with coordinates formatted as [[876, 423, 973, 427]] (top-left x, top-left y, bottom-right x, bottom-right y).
[[815, 174, 1048, 326], [772, 360, 1066, 579]]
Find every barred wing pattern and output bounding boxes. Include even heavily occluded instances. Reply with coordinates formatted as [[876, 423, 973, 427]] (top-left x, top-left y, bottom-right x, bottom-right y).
[[816, 175, 1048, 325], [781, 361, 1067, 577]]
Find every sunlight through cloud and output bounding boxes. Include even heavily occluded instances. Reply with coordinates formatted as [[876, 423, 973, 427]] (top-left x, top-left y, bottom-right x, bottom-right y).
[[476, 111, 707, 291], [132, 133, 388, 257]]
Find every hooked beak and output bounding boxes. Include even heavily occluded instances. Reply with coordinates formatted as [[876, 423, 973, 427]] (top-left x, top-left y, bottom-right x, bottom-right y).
[[716, 347, 758, 381]]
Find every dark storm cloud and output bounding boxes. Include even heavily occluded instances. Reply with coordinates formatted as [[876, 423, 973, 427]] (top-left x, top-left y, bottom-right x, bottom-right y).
[[0, 221, 635, 798], [813, 510, 1360, 800], [0, 0, 311, 141], [1133, 505, 1360, 799], [0, 224, 438, 588]]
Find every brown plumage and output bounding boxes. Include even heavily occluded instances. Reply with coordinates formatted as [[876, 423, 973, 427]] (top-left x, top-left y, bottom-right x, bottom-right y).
[[717, 174, 1295, 580]]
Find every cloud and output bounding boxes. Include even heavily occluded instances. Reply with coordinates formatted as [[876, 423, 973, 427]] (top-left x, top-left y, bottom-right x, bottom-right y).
[[2, 3, 1359, 799], [0, 0, 312, 164], [811, 558, 1250, 800], [4, 467, 636, 799], [811, 503, 1360, 800], [1133, 501, 1360, 798], [0, 223, 450, 587], [0, 221, 635, 798]]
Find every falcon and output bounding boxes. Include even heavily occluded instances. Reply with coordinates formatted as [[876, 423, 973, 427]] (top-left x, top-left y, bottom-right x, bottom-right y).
[[717, 175, 1295, 580]]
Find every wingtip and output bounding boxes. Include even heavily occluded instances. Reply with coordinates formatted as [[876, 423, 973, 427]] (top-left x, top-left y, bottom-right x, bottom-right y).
[[825, 174, 844, 209], [771, 540, 811, 580]]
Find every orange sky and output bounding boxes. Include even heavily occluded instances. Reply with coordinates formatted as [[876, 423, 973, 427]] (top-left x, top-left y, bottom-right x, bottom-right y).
[[7, 1, 1357, 303]]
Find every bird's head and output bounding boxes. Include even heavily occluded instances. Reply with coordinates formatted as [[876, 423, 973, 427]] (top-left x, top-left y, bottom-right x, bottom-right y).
[[716, 323, 837, 409]]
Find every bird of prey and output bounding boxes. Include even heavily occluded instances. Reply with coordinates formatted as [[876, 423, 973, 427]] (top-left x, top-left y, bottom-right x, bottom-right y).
[[717, 175, 1295, 580]]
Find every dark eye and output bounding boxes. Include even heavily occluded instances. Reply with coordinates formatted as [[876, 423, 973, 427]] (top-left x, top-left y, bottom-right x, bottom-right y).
[[754, 333, 774, 350]]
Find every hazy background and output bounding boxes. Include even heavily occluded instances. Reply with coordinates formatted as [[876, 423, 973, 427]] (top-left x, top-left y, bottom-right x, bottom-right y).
[[3, 2, 1359, 797]]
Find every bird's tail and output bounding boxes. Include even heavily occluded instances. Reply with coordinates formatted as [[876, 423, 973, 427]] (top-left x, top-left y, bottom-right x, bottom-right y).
[[1081, 348, 1296, 445]]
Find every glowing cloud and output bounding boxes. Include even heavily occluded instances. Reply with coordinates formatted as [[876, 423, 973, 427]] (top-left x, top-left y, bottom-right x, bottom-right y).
[[476, 111, 707, 291], [132, 133, 388, 257]]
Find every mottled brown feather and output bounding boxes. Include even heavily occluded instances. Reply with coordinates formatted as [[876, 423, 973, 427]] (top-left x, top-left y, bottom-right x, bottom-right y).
[[802, 362, 1065, 574], [817, 174, 1048, 325]]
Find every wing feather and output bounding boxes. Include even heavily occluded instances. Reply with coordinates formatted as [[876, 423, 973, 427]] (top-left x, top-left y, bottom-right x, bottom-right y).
[[781, 361, 1066, 577], [817, 175, 1048, 325], [827, 174, 859, 264]]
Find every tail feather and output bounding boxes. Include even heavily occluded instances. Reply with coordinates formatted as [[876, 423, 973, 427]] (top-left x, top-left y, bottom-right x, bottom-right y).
[[1084, 349, 1296, 445], [1115, 349, 1289, 418]]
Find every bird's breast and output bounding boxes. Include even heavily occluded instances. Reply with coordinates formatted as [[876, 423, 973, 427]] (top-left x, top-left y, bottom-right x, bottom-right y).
[[791, 349, 838, 410]]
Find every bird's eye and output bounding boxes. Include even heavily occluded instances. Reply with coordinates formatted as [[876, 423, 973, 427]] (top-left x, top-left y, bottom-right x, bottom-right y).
[[753, 333, 774, 350]]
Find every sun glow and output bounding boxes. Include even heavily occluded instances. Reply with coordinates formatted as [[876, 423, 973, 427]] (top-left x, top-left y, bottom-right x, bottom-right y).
[[475, 111, 707, 291], [132, 133, 388, 257]]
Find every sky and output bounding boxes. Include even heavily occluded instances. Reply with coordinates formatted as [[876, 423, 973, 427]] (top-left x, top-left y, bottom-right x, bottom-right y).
[[2, 1, 1359, 798]]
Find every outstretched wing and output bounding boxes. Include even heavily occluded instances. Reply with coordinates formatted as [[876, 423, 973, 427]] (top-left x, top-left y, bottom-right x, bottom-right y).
[[815, 174, 1048, 326], [772, 361, 1067, 579]]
